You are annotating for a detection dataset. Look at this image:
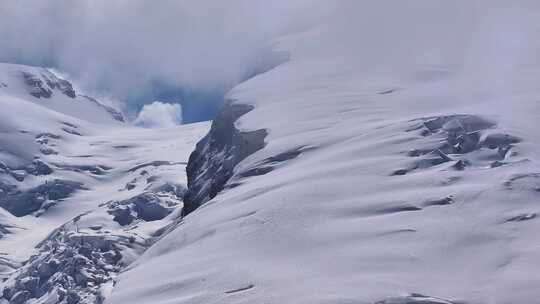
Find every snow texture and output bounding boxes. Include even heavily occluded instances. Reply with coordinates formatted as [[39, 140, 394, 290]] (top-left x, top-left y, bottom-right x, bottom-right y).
[[0, 63, 209, 303], [4, 2, 540, 304], [107, 3, 540, 304]]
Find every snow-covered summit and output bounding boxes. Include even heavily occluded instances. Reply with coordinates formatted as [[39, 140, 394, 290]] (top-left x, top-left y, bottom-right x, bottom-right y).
[[0, 63, 124, 125], [0, 62, 210, 304]]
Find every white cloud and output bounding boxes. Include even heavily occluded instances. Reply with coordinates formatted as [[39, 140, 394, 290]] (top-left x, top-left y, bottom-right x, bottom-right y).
[[2, 0, 539, 118], [134, 101, 183, 128], [0, 1, 326, 102]]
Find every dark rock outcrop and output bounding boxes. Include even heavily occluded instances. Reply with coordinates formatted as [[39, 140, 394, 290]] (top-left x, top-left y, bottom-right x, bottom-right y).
[[107, 192, 177, 226], [397, 114, 522, 175], [0, 216, 143, 304], [0, 179, 85, 217], [22, 72, 52, 98], [21, 70, 76, 99], [25, 159, 53, 176], [182, 100, 267, 216], [109, 205, 135, 226], [43, 73, 76, 98]]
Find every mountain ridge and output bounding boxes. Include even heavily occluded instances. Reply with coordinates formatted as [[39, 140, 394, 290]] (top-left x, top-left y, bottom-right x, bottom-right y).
[[0, 62, 210, 304]]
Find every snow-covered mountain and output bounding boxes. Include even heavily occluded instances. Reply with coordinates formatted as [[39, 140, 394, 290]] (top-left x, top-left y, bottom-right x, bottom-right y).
[[0, 63, 209, 303], [3, 3, 540, 304], [106, 6, 540, 304]]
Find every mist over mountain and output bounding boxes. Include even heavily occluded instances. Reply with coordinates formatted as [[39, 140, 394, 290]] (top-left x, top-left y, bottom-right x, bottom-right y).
[[1, 2, 540, 304], [0, 0, 330, 121], [3, 1, 540, 122]]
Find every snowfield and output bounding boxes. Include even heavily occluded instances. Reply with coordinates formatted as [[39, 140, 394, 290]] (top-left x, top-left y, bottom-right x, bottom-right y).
[[3, 2, 540, 304], [0, 63, 209, 303], [107, 3, 540, 304]]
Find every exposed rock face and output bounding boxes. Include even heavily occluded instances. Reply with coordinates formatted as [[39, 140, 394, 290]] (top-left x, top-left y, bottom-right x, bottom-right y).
[[21, 70, 77, 99], [0, 217, 143, 304], [43, 72, 76, 98], [25, 159, 53, 176], [0, 179, 86, 217], [80, 95, 125, 122], [182, 101, 315, 217], [107, 191, 179, 226], [20, 70, 126, 124], [22, 72, 53, 98], [36, 133, 61, 156], [182, 100, 267, 216], [395, 114, 522, 175], [109, 205, 135, 226]]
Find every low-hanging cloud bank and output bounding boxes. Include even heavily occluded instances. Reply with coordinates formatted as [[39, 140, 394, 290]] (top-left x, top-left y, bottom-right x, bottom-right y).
[[1, 1, 540, 121], [0, 1, 330, 109]]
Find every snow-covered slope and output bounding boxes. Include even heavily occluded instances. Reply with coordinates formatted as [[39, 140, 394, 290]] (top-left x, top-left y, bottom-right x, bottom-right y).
[[0, 63, 124, 125], [105, 3, 540, 304], [3, 3, 540, 304], [0, 63, 210, 303], [0, 63, 125, 167]]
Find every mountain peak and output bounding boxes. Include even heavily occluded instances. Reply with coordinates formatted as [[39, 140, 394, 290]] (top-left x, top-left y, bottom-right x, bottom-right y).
[[0, 63, 124, 124]]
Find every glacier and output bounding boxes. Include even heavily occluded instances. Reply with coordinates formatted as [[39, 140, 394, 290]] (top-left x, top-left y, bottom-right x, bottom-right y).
[[0, 63, 209, 303], [2, 1, 540, 304], [106, 2, 540, 304]]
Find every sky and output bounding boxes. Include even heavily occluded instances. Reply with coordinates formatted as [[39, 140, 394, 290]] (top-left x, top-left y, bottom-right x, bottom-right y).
[[1, 1, 540, 124], [0, 0, 331, 123]]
